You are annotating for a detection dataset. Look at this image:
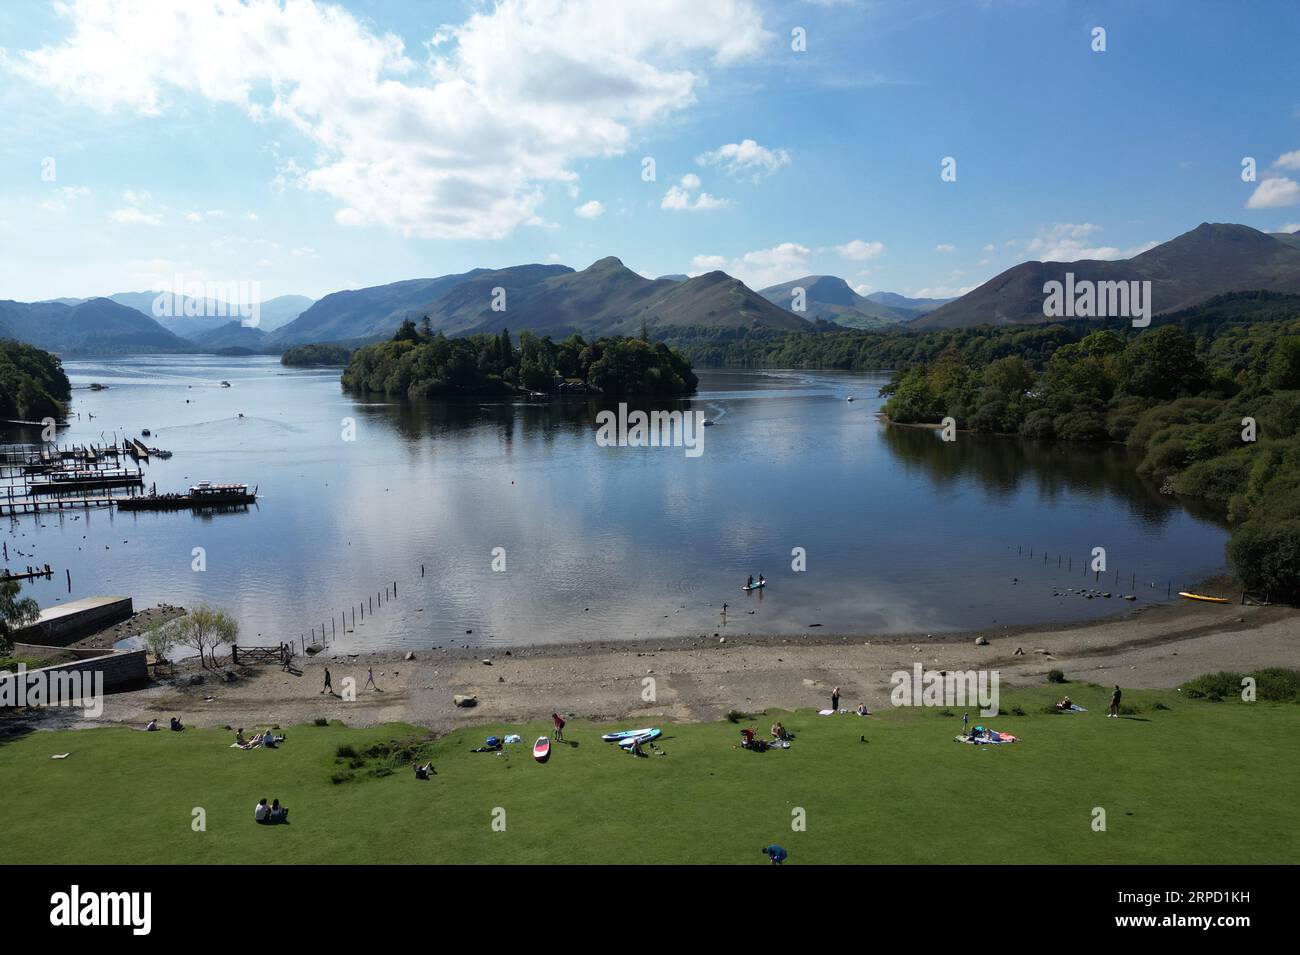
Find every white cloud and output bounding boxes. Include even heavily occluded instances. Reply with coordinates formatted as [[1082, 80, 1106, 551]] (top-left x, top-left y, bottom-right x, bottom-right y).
[[691, 242, 811, 289], [1024, 223, 1154, 261], [184, 211, 203, 222], [982, 243, 995, 253], [574, 199, 605, 219], [4, 0, 770, 240], [661, 178, 729, 211], [244, 212, 259, 222], [935, 243, 956, 253], [1274, 150, 1300, 171], [122, 189, 151, 205], [835, 239, 885, 261], [1279, 222, 1300, 233], [40, 185, 90, 213], [853, 283, 873, 296], [1247, 177, 1300, 209], [109, 207, 162, 226], [696, 138, 790, 180]]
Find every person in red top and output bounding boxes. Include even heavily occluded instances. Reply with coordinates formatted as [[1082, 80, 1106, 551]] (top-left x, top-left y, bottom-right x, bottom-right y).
[[552, 712, 565, 741]]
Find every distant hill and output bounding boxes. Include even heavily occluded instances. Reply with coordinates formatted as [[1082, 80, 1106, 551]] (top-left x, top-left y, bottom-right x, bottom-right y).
[[865, 291, 955, 317], [0, 298, 191, 353], [760, 275, 912, 330], [273, 258, 810, 344], [46, 291, 314, 335], [1270, 229, 1300, 251], [914, 223, 1300, 329], [267, 270, 510, 345], [187, 320, 269, 351]]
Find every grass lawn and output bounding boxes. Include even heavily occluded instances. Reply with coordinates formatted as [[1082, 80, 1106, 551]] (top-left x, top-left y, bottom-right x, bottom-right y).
[[1, 683, 1296, 864]]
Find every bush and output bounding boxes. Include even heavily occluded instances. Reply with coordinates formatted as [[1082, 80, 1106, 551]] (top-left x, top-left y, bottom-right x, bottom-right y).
[[335, 743, 358, 759], [1047, 669, 1067, 684], [1227, 518, 1300, 601]]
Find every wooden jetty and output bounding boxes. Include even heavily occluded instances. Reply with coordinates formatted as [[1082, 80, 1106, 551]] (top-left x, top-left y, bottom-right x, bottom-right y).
[[26, 469, 144, 494], [127, 438, 150, 461], [3, 496, 120, 515], [1, 564, 55, 582]]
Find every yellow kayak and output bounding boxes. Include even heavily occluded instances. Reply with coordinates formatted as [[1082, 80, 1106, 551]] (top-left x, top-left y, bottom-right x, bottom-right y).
[[1178, 592, 1231, 604]]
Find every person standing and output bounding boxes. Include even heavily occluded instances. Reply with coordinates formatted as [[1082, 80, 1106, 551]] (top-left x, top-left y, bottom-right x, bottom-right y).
[[962, 711, 969, 735], [365, 667, 378, 691], [831, 686, 841, 712], [1108, 685, 1122, 718], [322, 666, 332, 695], [552, 712, 565, 741]]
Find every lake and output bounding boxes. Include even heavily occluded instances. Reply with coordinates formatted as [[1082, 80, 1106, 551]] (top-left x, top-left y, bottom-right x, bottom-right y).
[[3, 355, 1229, 651]]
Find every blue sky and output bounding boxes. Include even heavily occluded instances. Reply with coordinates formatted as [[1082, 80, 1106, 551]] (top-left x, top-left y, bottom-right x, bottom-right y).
[[1, 0, 1298, 303]]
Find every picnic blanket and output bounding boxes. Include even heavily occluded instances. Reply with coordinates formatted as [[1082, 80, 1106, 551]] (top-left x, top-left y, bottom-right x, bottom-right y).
[[954, 730, 1019, 745]]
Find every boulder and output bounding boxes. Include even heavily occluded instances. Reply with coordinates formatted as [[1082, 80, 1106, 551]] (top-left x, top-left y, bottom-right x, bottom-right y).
[[453, 694, 477, 708]]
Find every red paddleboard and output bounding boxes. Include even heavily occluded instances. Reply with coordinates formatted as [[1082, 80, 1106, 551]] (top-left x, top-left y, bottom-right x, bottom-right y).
[[533, 736, 551, 762]]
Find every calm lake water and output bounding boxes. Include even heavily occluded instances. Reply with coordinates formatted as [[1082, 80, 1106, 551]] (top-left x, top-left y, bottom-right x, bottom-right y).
[[3, 355, 1229, 651]]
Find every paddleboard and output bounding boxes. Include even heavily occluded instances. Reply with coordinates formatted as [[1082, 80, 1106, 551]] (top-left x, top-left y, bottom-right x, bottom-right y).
[[601, 728, 654, 743], [1178, 592, 1231, 604], [533, 736, 550, 762], [742, 581, 766, 592], [618, 728, 661, 749]]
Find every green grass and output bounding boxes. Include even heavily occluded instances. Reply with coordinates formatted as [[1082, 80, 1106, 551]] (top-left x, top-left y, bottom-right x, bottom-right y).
[[2, 684, 1297, 864]]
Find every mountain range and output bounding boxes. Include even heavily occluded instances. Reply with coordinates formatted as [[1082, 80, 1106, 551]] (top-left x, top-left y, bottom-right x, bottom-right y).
[[268, 256, 811, 345], [5, 223, 1300, 353], [913, 223, 1300, 329], [757, 276, 951, 329]]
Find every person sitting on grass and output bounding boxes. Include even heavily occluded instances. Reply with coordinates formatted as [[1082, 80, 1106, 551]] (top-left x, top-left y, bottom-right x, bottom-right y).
[[145, 719, 158, 732], [413, 762, 435, 780], [761, 844, 788, 865], [740, 727, 756, 748], [628, 738, 645, 758], [268, 799, 288, 823], [770, 721, 789, 741], [855, 703, 870, 717], [1055, 696, 1073, 711], [254, 798, 270, 823], [169, 716, 184, 731], [261, 729, 285, 747]]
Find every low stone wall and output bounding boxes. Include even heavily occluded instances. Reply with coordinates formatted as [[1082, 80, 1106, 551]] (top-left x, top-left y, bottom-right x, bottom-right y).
[[0, 648, 148, 698], [12, 596, 134, 648]]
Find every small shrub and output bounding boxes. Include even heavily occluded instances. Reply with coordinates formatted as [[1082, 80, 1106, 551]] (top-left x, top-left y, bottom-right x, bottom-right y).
[[335, 743, 358, 759], [1047, 669, 1067, 684], [1011, 705, 1026, 716], [937, 708, 955, 718], [313, 717, 328, 726]]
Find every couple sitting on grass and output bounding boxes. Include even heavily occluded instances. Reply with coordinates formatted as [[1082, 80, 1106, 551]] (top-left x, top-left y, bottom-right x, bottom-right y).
[[254, 798, 288, 824], [236, 727, 286, 750]]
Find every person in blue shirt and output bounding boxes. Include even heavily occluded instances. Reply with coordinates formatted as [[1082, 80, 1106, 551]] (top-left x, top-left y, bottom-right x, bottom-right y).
[[762, 844, 788, 865]]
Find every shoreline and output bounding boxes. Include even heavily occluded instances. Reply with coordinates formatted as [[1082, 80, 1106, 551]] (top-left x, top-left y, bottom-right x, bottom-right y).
[[11, 591, 1296, 737]]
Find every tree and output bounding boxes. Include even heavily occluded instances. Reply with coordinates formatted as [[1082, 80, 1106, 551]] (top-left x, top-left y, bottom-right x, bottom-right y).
[[164, 605, 239, 668], [0, 578, 39, 655], [142, 618, 178, 664]]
